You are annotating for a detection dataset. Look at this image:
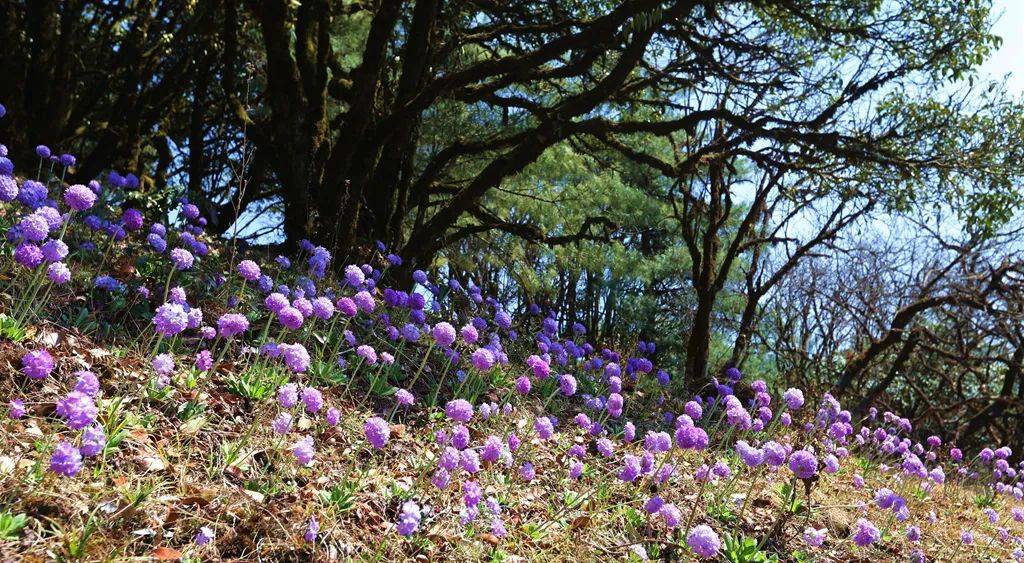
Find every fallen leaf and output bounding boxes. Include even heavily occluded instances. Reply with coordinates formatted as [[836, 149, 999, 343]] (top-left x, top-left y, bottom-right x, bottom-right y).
[[150, 546, 183, 560]]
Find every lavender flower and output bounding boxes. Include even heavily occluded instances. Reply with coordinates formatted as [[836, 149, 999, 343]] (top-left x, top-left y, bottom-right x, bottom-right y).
[[50, 442, 83, 477], [21, 349, 55, 380], [364, 417, 390, 448], [687, 524, 721, 558]]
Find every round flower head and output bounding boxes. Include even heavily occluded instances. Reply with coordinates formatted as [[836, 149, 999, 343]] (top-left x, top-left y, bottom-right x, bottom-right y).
[[0, 175, 18, 202], [56, 391, 98, 429], [559, 374, 577, 396], [19, 213, 50, 242], [237, 259, 261, 281], [63, 184, 96, 211], [326, 407, 341, 426], [292, 435, 315, 466], [279, 343, 310, 373], [278, 383, 299, 408], [50, 442, 83, 477], [264, 292, 289, 313], [789, 449, 818, 480], [432, 322, 457, 347], [301, 387, 323, 413], [152, 353, 175, 376], [397, 500, 422, 536], [14, 243, 43, 269], [217, 313, 249, 338], [356, 344, 377, 364], [277, 306, 304, 330], [195, 350, 213, 371], [534, 416, 554, 440], [41, 239, 68, 262], [852, 518, 880, 547], [273, 412, 292, 434], [170, 248, 194, 270], [446, 399, 474, 422], [803, 527, 826, 547], [47, 262, 71, 284], [471, 348, 495, 371], [153, 303, 188, 336], [121, 208, 144, 230], [687, 524, 721, 558], [80, 424, 106, 457], [344, 264, 365, 287], [311, 297, 334, 320], [364, 417, 391, 448], [21, 349, 55, 379]]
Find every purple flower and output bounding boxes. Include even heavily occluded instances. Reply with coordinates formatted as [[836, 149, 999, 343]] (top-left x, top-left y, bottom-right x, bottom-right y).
[[852, 518, 880, 547], [265, 292, 289, 313], [121, 208, 143, 230], [195, 350, 213, 371], [0, 176, 18, 202], [445, 399, 474, 422], [153, 303, 188, 336], [304, 516, 319, 542], [217, 313, 249, 338], [278, 383, 299, 408], [63, 184, 96, 211], [396, 500, 422, 537], [520, 462, 536, 481], [559, 374, 577, 396], [364, 417, 391, 448], [56, 391, 97, 429], [14, 243, 44, 269], [432, 322, 456, 347], [326, 407, 341, 426], [803, 527, 826, 547], [46, 262, 71, 284], [50, 442, 84, 476], [353, 291, 375, 313], [736, 440, 765, 467], [280, 343, 310, 372], [80, 424, 106, 457], [170, 248, 194, 270], [292, 435, 315, 466], [344, 264, 365, 287], [460, 323, 478, 344], [41, 239, 68, 262], [300, 387, 324, 413], [195, 527, 215, 546], [19, 213, 50, 242], [607, 393, 624, 418], [395, 389, 414, 406], [311, 297, 334, 320], [503, 373, 529, 397], [661, 503, 682, 528], [789, 449, 818, 480], [686, 524, 721, 559], [21, 349, 55, 379], [619, 454, 642, 482], [9, 399, 26, 419], [534, 416, 554, 440], [150, 351, 175, 375], [273, 412, 293, 434], [356, 344, 377, 365], [277, 306, 304, 330], [237, 259, 261, 281], [471, 348, 495, 371]]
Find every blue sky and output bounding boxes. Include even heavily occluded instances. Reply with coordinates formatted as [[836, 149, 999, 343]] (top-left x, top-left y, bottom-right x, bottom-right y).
[[982, 0, 1024, 94]]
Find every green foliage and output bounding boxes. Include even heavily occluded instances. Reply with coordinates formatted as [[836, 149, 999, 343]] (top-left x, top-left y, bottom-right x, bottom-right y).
[[0, 510, 28, 541], [721, 533, 779, 563], [227, 364, 288, 401]]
